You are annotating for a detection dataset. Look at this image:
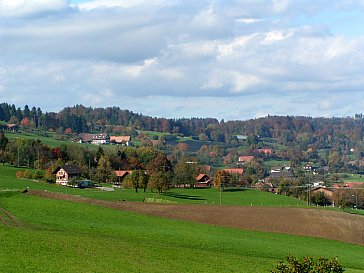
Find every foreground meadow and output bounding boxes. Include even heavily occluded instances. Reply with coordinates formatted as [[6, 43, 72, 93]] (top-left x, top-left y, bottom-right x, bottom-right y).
[[1, 192, 364, 273]]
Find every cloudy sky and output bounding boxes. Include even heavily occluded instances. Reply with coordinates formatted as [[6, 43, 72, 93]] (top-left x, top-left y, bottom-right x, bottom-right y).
[[1, 0, 364, 120]]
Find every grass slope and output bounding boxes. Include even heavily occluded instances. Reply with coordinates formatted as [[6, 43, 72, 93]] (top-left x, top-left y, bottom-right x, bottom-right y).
[[1, 192, 363, 273]]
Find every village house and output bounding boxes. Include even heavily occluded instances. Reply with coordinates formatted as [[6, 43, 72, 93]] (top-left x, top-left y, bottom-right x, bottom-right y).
[[194, 173, 211, 188], [255, 181, 277, 193], [110, 136, 131, 146], [310, 186, 334, 202], [264, 171, 293, 183], [0, 124, 19, 132], [221, 168, 245, 187], [303, 162, 313, 171], [53, 165, 82, 186], [257, 148, 273, 155], [114, 170, 132, 185], [223, 168, 244, 175], [238, 155, 254, 164], [79, 133, 110, 145]]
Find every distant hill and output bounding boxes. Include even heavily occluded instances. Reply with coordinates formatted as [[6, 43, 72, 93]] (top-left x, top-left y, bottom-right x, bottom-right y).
[[1, 102, 364, 153]]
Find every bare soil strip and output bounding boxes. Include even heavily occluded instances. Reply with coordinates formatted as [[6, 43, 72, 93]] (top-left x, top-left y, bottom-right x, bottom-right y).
[[28, 190, 364, 245]]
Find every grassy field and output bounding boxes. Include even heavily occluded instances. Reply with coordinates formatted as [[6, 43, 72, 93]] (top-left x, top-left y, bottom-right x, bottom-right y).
[[1, 192, 363, 273], [263, 159, 291, 169], [343, 173, 364, 182], [0, 165, 307, 206], [5, 131, 68, 148]]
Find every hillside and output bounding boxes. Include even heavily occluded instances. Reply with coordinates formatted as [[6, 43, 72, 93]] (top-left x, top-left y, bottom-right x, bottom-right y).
[[1, 191, 364, 273]]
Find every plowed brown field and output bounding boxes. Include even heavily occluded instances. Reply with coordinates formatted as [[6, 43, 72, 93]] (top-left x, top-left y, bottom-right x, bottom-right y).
[[28, 190, 364, 245]]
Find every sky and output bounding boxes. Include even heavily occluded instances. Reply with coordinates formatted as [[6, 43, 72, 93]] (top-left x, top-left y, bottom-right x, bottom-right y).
[[1, 0, 364, 120]]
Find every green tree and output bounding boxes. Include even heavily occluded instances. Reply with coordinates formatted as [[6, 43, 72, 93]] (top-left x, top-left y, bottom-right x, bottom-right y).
[[0, 132, 8, 151], [328, 151, 342, 172], [96, 155, 113, 183], [130, 169, 148, 192], [311, 192, 331, 206], [96, 146, 104, 162], [147, 153, 173, 194], [138, 171, 149, 192], [174, 158, 199, 187], [0, 149, 11, 165], [148, 171, 171, 194]]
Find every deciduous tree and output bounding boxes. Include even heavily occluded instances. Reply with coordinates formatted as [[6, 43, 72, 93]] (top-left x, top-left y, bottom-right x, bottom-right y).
[[96, 155, 112, 183]]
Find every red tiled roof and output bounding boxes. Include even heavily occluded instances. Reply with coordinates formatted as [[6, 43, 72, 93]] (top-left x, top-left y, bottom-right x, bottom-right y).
[[196, 174, 210, 182], [114, 170, 132, 177], [224, 168, 244, 175], [238, 156, 254, 162], [110, 136, 131, 143], [258, 148, 273, 154]]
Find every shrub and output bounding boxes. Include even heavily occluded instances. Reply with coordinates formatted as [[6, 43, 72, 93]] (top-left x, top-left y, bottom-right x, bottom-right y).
[[16, 170, 35, 179], [271, 255, 344, 273]]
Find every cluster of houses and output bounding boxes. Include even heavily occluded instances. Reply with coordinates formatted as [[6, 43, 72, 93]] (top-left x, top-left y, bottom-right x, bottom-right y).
[[52, 164, 246, 189], [78, 133, 131, 146]]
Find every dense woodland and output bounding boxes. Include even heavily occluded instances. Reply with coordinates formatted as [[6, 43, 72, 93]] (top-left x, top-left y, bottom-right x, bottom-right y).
[[1, 102, 364, 146]]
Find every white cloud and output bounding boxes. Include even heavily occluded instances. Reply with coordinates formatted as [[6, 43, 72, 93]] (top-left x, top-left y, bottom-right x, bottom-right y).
[[236, 18, 263, 24], [262, 29, 295, 44], [0, 0, 68, 17], [72, 0, 176, 11], [1, 0, 364, 119], [272, 0, 290, 13], [231, 73, 262, 93]]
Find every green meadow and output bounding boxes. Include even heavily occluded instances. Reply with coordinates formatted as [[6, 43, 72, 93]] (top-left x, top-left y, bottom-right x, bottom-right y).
[[1, 192, 363, 273], [4, 131, 68, 148], [1, 164, 364, 272]]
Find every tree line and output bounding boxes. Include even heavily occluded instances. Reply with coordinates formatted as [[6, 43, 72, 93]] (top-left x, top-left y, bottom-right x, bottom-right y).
[[2, 102, 364, 148]]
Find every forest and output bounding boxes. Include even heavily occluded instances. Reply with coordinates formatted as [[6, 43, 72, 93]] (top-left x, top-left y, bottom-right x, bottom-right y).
[[1, 102, 364, 146]]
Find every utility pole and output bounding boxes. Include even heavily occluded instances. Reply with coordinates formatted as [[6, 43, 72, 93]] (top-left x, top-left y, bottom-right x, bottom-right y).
[[220, 183, 222, 205], [306, 183, 311, 206], [17, 146, 20, 167], [352, 194, 358, 210], [37, 149, 40, 170]]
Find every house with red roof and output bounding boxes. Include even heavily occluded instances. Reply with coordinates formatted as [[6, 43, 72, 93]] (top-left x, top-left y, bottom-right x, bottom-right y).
[[110, 136, 131, 146], [194, 173, 211, 188], [223, 168, 244, 175], [238, 156, 254, 163], [257, 148, 273, 155], [310, 186, 334, 202], [114, 170, 133, 185]]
